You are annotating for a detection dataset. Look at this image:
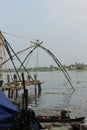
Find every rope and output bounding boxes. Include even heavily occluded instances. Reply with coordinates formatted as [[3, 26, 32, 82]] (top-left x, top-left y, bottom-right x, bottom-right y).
[[2, 31, 30, 40]]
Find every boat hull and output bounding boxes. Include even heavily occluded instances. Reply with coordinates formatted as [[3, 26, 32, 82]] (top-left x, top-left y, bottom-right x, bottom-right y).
[[36, 116, 85, 123]]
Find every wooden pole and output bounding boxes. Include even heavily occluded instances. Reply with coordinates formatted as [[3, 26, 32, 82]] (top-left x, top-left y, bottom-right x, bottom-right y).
[[38, 82, 41, 95], [22, 73, 28, 111], [34, 74, 37, 95], [7, 74, 10, 98]]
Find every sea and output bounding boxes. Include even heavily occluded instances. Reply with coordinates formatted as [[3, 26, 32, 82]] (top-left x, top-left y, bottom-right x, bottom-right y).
[[4, 70, 87, 121]]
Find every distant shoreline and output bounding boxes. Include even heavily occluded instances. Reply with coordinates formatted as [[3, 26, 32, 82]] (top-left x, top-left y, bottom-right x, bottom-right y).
[[2, 66, 87, 72]]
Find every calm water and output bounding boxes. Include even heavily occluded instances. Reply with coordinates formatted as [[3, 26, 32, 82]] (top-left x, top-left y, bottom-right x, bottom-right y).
[[21, 70, 87, 121], [4, 71, 87, 120]]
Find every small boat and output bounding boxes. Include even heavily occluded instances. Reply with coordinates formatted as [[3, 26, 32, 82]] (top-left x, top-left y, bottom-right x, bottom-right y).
[[35, 116, 85, 123]]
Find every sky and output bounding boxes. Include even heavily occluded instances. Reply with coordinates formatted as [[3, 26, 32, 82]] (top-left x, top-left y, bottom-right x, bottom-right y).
[[0, 0, 87, 66]]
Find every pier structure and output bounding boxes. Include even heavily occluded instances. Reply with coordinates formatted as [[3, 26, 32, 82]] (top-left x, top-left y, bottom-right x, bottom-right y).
[[2, 73, 42, 98], [0, 30, 75, 101], [0, 31, 43, 100]]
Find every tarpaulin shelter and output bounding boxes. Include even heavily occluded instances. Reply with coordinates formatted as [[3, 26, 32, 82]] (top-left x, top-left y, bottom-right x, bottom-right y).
[[0, 91, 19, 129], [0, 91, 19, 121]]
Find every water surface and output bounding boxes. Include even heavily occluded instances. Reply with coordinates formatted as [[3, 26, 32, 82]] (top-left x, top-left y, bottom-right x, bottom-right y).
[[24, 71, 87, 121]]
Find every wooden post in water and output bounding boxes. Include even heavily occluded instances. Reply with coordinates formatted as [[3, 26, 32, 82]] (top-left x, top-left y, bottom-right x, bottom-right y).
[[34, 74, 37, 95], [7, 74, 10, 98], [27, 74, 31, 81], [22, 73, 28, 111], [8, 88, 10, 98], [25, 89, 28, 110], [22, 93, 24, 109], [38, 82, 41, 95], [13, 74, 18, 98]]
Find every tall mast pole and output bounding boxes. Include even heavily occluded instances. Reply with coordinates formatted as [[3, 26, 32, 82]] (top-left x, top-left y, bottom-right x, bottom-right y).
[[0, 34, 4, 88]]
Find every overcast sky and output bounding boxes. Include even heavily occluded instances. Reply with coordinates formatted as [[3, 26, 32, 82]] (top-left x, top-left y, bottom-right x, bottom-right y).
[[0, 0, 87, 66]]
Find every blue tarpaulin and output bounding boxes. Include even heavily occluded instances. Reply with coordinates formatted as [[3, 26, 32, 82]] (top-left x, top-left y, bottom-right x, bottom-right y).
[[0, 91, 19, 121]]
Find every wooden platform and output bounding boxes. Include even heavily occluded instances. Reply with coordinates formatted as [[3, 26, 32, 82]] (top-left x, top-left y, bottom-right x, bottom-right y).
[[2, 80, 42, 90]]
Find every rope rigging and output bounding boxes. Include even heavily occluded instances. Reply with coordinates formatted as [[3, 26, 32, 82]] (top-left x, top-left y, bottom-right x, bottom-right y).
[[1, 31, 31, 40], [0, 31, 75, 91], [1, 45, 36, 65], [18, 46, 37, 71], [29, 40, 75, 90], [10, 39, 75, 90], [39, 45, 75, 91], [0, 36, 21, 81], [0, 31, 34, 81]]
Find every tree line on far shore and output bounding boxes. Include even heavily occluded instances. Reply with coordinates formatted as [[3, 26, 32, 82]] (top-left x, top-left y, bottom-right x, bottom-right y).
[[2, 63, 87, 72]]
